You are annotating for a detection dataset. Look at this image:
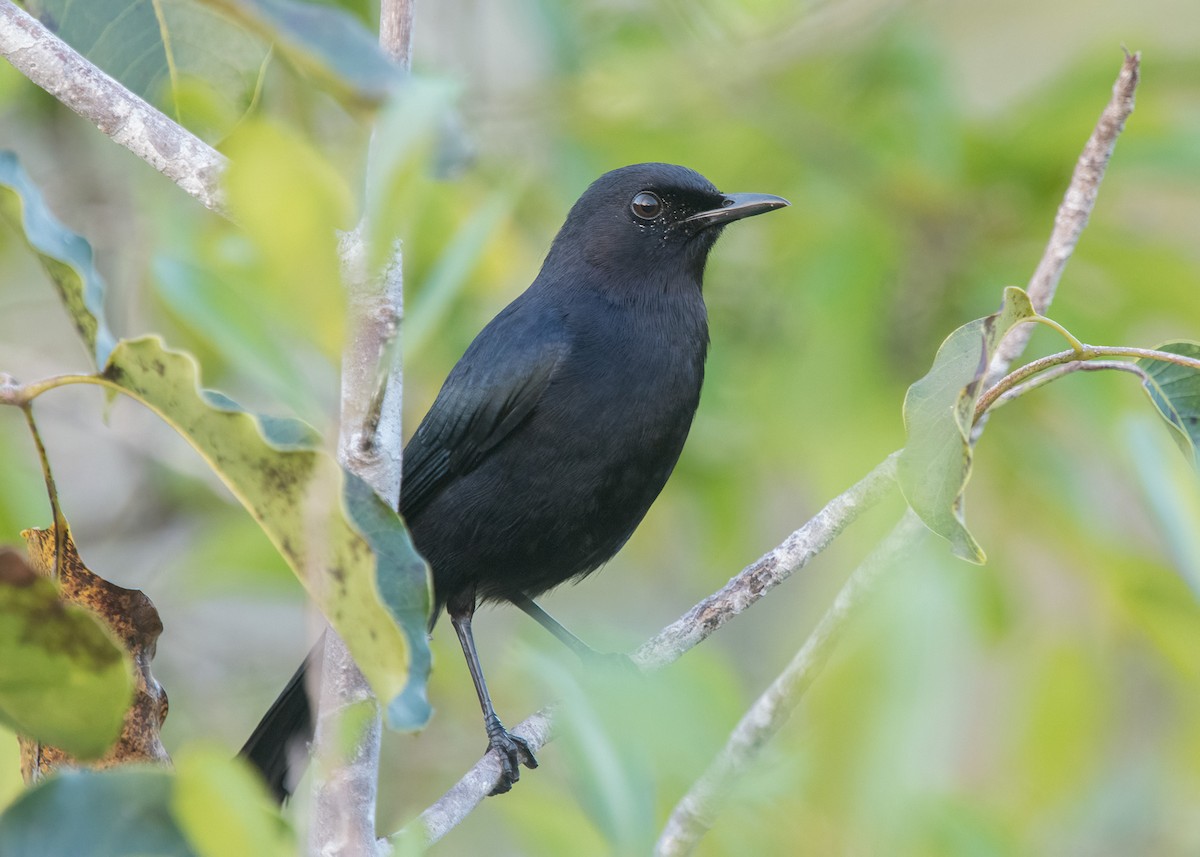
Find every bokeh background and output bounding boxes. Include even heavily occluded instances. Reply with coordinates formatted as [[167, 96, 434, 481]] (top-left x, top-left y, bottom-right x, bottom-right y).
[[2, 0, 1200, 854]]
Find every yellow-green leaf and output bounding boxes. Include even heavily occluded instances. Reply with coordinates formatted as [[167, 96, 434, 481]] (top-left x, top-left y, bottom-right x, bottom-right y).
[[100, 337, 431, 729], [222, 119, 353, 359], [898, 286, 1038, 562], [172, 745, 294, 857], [0, 550, 133, 760]]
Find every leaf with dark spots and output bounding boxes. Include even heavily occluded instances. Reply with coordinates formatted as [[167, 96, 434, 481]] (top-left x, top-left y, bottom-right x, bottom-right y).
[[0, 538, 134, 762], [19, 526, 167, 779], [2, 153, 432, 733], [98, 337, 432, 730], [0, 550, 36, 587]]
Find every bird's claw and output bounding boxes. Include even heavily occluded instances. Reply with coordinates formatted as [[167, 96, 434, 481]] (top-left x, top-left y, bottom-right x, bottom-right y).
[[484, 716, 538, 796]]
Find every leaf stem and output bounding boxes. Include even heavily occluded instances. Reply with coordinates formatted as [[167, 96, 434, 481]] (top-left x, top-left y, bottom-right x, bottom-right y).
[[20, 404, 67, 580], [1025, 314, 1086, 353], [975, 345, 1200, 421], [0, 373, 118, 407]]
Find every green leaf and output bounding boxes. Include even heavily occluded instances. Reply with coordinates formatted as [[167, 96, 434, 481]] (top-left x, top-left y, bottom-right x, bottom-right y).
[[1126, 417, 1200, 596], [1137, 340, 1200, 468], [101, 337, 431, 729], [0, 768, 193, 856], [25, 0, 268, 140], [1, 150, 430, 728], [222, 118, 352, 359], [898, 286, 1038, 562], [0, 551, 133, 759], [27, 0, 397, 121], [402, 190, 514, 360], [0, 756, 294, 857], [363, 78, 461, 270], [172, 746, 295, 857], [151, 255, 321, 419], [199, 0, 402, 107], [0, 152, 115, 366]]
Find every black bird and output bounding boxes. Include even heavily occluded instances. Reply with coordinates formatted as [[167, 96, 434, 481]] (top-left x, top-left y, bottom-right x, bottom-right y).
[[241, 163, 788, 800]]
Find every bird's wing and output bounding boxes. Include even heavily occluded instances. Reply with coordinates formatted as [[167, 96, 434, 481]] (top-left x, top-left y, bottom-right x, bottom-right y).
[[400, 310, 567, 520]]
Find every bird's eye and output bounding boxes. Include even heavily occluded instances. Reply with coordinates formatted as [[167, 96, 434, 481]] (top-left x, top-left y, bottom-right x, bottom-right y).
[[631, 191, 663, 220]]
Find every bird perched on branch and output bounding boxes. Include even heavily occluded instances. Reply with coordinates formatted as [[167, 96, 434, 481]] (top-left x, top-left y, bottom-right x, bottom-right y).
[[242, 162, 788, 800]]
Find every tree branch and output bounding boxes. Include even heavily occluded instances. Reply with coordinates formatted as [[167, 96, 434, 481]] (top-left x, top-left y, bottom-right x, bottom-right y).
[[655, 513, 928, 856], [0, 1, 227, 215], [984, 50, 1140, 388], [398, 453, 901, 845], [379, 0, 416, 67], [987, 359, 1152, 412], [974, 342, 1199, 419], [656, 51, 1142, 855], [634, 452, 900, 670], [309, 3, 416, 855]]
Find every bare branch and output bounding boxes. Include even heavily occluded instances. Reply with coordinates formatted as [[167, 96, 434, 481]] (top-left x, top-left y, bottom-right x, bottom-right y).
[[308, 631, 385, 857], [379, 0, 416, 67], [394, 453, 900, 845], [635, 452, 899, 670], [975, 343, 1198, 420], [309, 2, 417, 853], [415, 707, 556, 845], [989, 359, 1150, 411], [655, 514, 927, 856], [985, 50, 1140, 387], [0, 1, 227, 215], [658, 52, 1143, 855], [335, 229, 406, 501]]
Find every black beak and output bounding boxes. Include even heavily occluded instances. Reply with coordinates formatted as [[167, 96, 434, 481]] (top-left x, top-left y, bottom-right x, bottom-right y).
[[684, 192, 790, 228]]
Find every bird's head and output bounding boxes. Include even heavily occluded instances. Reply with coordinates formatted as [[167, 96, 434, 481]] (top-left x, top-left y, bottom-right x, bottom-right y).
[[544, 163, 789, 289]]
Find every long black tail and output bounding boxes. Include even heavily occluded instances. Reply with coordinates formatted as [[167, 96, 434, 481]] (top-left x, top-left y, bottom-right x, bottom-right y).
[[239, 646, 319, 803]]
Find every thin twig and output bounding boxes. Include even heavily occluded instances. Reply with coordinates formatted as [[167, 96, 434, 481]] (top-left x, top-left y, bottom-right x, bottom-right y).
[[974, 343, 1200, 420], [397, 453, 901, 845], [0, 1, 228, 215], [656, 51, 1142, 855], [984, 50, 1140, 389], [988, 360, 1150, 411]]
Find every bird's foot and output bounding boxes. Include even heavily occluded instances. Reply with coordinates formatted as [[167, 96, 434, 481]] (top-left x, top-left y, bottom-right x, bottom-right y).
[[484, 714, 538, 796]]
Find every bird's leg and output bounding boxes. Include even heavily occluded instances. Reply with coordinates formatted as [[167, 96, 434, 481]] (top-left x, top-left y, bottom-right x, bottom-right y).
[[512, 593, 595, 659], [448, 593, 538, 795], [512, 593, 639, 672]]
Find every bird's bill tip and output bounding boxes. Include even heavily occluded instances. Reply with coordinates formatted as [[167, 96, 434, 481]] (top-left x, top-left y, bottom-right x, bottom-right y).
[[684, 192, 791, 227]]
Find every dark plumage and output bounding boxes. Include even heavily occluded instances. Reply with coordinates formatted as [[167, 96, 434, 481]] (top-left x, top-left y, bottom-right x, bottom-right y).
[[241, 163, 788, 800]]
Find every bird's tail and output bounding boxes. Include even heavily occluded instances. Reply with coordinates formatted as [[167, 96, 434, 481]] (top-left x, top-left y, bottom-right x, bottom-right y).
[[239, 644, 320, 803]]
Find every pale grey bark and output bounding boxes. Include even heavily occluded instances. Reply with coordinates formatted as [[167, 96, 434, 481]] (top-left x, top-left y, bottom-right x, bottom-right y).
[[310, 2, 415, 854], [0, 1, 227, 215]]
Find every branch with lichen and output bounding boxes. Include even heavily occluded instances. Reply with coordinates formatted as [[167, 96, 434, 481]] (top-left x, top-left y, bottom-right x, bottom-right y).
[[654, 50, 1142, 857]]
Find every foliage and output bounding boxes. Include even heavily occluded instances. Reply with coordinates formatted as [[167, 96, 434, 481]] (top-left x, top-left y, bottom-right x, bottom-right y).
[[0, 0, 1199, 855]]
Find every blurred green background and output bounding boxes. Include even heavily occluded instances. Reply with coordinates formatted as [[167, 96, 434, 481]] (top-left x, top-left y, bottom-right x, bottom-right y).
[[2, 0, 1200, 854]]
